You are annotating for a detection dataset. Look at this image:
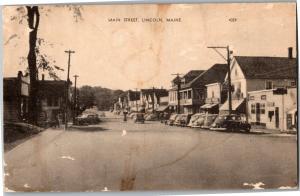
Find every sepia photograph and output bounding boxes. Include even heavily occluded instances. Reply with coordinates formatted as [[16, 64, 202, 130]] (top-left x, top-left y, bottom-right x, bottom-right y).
[[2, 1, 298, 192]]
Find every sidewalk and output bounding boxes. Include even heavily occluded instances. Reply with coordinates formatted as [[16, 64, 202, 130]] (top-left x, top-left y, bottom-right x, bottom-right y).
[[251, 127, 297, 136]]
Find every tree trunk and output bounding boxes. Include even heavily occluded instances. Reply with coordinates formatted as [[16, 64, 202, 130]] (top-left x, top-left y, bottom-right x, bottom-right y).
[[26, 6, 40, 125]]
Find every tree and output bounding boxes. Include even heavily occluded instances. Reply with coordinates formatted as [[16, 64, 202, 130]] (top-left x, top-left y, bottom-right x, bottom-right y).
[[26, 6, 40, 124], [8, 5, 83, 125]]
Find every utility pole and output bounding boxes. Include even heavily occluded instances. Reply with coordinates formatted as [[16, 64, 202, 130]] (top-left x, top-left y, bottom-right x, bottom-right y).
[[73, 75, 79, 124], [152, 87, 155, 113], [207, 46, 232, 115], [171, 73, 182, 114], [134, 88, 139, 112], [64, 50, 75, 130]]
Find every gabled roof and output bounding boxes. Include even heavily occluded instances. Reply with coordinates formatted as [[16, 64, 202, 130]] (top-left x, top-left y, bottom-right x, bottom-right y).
[[38, 80, 68, 97], [181, 64, 228, 89], [182, 70, 205, 83], [234, 56, 297, 79], [141, 88, 168, 98]]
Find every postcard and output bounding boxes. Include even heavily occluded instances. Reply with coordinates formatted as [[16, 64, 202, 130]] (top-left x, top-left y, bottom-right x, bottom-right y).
[[2, 2, 298, 192]]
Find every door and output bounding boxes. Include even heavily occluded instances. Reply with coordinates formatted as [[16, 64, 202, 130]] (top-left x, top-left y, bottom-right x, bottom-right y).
[[255, 103, 260, 124], [275, 107, 279, 128]]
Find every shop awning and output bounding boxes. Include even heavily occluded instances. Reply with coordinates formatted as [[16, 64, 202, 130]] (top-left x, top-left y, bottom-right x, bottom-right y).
[[200, 103, 218, 109], [220, 99, 245, 111], [156, 105, 169, 112]]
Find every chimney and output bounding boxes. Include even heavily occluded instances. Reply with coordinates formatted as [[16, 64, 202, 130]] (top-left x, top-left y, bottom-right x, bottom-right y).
[[288, 47, 293, 59]]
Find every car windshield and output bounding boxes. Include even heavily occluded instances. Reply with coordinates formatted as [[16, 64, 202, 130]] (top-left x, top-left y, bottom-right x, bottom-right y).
[[214, 115, 227, 124]]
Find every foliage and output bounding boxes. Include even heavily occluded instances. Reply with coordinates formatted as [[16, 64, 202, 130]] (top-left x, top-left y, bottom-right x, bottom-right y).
[[77, 86, 124, 111]]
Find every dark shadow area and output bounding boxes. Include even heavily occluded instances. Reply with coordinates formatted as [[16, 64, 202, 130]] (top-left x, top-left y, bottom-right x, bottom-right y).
[[69, 125, 110, 132]]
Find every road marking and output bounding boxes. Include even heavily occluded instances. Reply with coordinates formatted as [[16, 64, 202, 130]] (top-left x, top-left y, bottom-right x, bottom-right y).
[[3, 162, 7, 167], [61, 156, 75, 161], [5, 187, 15, 192], [243, 182, 265, 189], [122, 129, 127, 136], [102, 187, 110, 191], [278, 186, 297, 189], [4, 173, 10, 177], [24, 184, 30, 188]]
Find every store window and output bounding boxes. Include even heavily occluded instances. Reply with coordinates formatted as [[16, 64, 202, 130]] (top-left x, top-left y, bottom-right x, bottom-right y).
[[188, 90, 192, 99], [260, 103, 265, 114], [251, 104, 255, 114], [266, 81, 273, 89]]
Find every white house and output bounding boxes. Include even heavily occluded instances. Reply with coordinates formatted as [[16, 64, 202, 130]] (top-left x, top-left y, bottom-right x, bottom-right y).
[[220, 52, 297, 115]]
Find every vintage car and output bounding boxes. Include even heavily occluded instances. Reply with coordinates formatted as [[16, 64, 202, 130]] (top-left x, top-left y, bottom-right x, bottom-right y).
[[98, 111, 106, 117], [129, 112, 138, 119], [133, 113, 145, 123], [160, 112, 171, 123], [210, 114, 251, 132], [166, 113, 179, 126], [201, 114, 218, 129], [145, 113, 158, 121], [174, 114, 185, 126], [75, 113, 100, 125], [178, 114, 193, 127], [187, 113, 205, 127], [191, 114, 206, 128]]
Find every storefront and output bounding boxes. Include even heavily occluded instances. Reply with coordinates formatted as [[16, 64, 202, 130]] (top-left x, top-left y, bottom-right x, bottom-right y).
[[247, 88, 297, 131]]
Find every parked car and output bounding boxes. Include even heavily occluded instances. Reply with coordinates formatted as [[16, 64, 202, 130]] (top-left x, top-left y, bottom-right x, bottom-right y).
[[174, 114, 184, 126], [98, 111, 106, 117], [210, 114, 251, 132], [133, 113, 145, 123], [129, 112, 138, 119], [201, 114, 218, 129], [75, 113, 100, 125], [187, 113, 204, 127], [191, 114, 206, 128], [178, 114, 193, 127], [160, 112, 171, 123], [166, 113, 179, 126], [145, 113, 158, 121]]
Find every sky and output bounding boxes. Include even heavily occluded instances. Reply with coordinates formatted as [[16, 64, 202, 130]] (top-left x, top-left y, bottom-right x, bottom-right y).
[[3, 2, 297, 90]]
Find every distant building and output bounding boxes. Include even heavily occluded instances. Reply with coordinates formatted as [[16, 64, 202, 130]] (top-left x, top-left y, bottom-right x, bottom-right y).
[[127, 90, 141, 112], [169, 64, 227, 114], [3, 71, 30, 122], [140, 88, 168, 113], [220, 51, 297, 115], [248, 87, 297, 132], [169, 70, 205, 113]]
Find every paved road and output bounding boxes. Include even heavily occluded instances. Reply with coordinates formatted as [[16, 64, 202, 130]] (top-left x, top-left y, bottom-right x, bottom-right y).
[[4, 113, 298, 192]]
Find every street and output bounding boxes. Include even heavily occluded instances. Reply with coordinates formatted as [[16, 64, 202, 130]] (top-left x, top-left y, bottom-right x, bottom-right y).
[[4, 112, 298, 192]]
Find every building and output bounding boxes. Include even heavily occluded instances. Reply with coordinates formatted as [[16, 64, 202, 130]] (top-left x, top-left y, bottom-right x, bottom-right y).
[[127, 90, 141, 112], [169, 64, 227, 114], [140, 88, 168, 113], [169, 70, 205, 113], [3, 71, 30, 122], [156, 95, 169, 113], [220, 50, 297, 115], [202, 82, 228, 114], [248, 87, 297, 132], [37, 79, 71, 127]]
